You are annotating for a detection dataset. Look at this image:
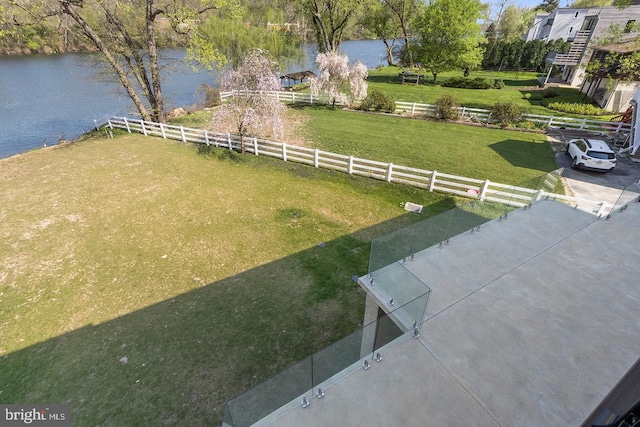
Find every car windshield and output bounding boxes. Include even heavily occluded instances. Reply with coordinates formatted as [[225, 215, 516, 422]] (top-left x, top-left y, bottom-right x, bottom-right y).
[[587, 150, 615, 160]]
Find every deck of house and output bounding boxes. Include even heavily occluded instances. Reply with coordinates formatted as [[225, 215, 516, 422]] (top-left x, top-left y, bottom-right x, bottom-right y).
[[261, 199, 640, 427]]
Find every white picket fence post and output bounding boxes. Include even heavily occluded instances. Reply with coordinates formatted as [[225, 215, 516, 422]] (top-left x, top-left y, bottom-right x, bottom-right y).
[[282, 143, 287, 161], [123, 117, 131, 133], [204, 130, 210, 146], [160, 123, 166, 139], [141, 120, 147, 136], [180, 126, 186, 142], [348, 156, 354, 174], [387, 163, 393, 182], [480, 180, 490, 200], [253, 137, 259, 155], [429, 171, 437, 192], [314, 149, 319, 167]]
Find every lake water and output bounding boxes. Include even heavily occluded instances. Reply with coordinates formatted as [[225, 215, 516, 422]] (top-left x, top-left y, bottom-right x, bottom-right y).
[[0, 40, 389, 159]]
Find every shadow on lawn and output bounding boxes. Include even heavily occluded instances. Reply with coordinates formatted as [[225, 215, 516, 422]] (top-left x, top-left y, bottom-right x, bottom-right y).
[[490, 139, 557, 172], [0, 199, 460, 426]]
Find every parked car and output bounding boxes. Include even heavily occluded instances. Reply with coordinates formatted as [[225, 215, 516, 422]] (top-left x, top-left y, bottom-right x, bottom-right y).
[[565, 138, 616, 172]]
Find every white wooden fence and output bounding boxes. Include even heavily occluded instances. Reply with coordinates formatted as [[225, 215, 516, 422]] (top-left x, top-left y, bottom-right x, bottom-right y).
[[220, 91, 632, 134], [102, 116, 614, 216], [394, 102, 632, 134]]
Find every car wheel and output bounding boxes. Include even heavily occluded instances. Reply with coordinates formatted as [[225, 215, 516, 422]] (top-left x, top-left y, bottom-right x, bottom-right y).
[[571, 157, 580, 169]]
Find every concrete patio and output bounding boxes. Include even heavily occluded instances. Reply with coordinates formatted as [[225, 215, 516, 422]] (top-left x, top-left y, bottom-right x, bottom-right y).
[[264, 199, 640, 427]]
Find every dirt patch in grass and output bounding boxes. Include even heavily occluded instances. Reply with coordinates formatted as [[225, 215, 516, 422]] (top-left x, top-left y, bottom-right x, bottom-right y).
[[207, 108, 312, 147]]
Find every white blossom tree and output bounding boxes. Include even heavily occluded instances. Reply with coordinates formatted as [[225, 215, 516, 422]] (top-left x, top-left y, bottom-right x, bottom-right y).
[[212, 49, 286, 153], [309, 52, 368, 108]]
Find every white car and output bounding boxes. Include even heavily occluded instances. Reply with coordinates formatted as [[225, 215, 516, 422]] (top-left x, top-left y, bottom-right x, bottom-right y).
[[565, 138, 616, 172]]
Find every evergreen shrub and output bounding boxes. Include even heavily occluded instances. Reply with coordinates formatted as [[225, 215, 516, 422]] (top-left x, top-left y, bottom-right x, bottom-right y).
[[360, 88, 396, 113], [435, 95, 460, 120], [443, 77, 492, 89], [490, 102, 523, 126]]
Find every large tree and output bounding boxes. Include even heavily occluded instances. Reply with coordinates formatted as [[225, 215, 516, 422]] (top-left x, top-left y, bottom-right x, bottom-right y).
[[3, 0, 300, 123], [297, 0, 364, 53], [359, 0, 401, 65], [497, 4, 527, 41], [380, 0, 420, 66], [56, 0, 179, 122], [415, 0, 487, 83]]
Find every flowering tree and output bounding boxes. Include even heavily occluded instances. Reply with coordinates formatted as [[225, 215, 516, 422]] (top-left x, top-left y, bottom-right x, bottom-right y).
[[212, 49, 286, 153], [309, 53, 368, 107]]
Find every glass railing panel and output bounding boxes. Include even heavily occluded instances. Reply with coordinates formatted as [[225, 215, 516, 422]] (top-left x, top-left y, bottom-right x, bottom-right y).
[[312, 326, 367, 387], [610, 182, 640, 214], [398, 291, 431, 334], [222, 288, 432, 426], [368, 223, 417, 275], [367, 262, 431, 312], [540, 168, 563, 195], [406, 208, 455, 256], [444, 200, 492, 240], [498, 182, 526, 216], [223, 356, 312, 427]]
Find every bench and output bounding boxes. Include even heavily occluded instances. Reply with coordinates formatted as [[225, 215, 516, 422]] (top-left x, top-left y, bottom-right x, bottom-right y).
[[399, 73, 420, 85]]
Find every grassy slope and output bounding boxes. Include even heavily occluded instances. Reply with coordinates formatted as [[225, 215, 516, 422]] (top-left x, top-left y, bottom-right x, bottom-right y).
[[0, 135, 453, 425]]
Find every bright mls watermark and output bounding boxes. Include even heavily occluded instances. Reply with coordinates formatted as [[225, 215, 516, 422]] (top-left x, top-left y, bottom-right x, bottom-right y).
[[1, 405, 69, 426]]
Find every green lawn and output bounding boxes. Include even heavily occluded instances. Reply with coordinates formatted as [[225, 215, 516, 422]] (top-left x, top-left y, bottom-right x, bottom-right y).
[[0, 85, 561, 425], [0, 134, 455, 426], [171, 105, 558, 186], [295, 106, 557, 185], [367, 66, 614, 118]]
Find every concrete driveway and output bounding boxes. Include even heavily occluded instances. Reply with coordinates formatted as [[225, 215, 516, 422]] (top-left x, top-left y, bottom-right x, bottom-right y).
[[549, 131, 640, 205]]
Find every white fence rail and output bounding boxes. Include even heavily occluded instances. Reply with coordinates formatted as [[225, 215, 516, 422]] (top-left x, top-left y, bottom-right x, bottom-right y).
[[221, 91, 632, 134], [102, 116, 614, 216]]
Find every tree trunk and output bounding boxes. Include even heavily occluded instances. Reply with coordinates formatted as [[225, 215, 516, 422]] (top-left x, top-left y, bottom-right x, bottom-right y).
[[432, 72, 437, 83], [146, 0, 165, 122], [59, 1, 152, 121], [401, 29, 412, 67], [383, 38, 394, 66]]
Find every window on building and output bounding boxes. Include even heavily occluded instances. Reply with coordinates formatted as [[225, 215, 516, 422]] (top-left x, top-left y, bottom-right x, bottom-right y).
[[574, 11, 579, 18], [624, 20, 636, 33], [569, 26, 574, 34]]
